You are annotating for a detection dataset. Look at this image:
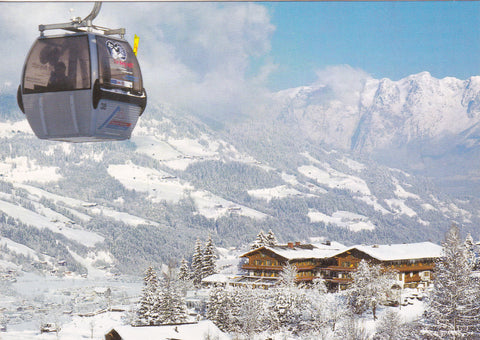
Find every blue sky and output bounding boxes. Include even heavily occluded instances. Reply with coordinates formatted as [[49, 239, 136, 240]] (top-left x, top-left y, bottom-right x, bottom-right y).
[[264, 1, 480, 90], [1, 2, 479, 118]]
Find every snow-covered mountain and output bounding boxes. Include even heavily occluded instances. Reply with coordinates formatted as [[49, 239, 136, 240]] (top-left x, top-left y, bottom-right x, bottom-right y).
[[272, 72, 480, 196], [0, 73, 479, 277]]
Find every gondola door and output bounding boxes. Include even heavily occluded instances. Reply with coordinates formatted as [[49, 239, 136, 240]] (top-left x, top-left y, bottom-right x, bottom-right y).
[[21, 34, 93, 141]]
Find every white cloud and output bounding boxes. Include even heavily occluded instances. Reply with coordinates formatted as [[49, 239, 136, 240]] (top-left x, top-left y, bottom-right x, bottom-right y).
[[0, 2, 276, 122], [314, 65, 372, 105]]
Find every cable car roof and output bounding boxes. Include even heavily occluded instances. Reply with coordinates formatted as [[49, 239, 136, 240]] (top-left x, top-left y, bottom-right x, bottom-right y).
[[38, 2, 126, 39]]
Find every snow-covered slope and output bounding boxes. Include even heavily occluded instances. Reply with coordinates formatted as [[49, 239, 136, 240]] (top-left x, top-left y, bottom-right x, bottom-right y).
[[272, 72, 480, 196], [0, 88, 478, 277]]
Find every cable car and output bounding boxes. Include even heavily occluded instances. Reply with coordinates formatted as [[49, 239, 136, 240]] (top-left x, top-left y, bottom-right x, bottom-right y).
[[17, 2, 146, 142]]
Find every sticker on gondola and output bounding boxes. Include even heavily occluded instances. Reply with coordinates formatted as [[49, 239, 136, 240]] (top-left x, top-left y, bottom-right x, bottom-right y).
[[110, 78, 133, 88], [99, 106, 132, 131], [106, 40, 127, 61]]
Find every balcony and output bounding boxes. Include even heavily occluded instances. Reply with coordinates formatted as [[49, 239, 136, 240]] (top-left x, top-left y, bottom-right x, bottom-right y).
[[320, 266, 357, 272], [295, 264, 317, 270], [404, 274, 421, 283], [325, 277, 352, 284], [391, 263, 434, 272], [242, 264, 283, 271]]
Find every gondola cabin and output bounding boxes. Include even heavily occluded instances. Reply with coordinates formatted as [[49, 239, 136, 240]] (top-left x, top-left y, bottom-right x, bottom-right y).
[[17, 7, 146, 142]]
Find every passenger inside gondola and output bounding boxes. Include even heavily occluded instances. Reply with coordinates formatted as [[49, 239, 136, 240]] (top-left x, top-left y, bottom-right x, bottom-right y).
[[48, 61, 69, 90]]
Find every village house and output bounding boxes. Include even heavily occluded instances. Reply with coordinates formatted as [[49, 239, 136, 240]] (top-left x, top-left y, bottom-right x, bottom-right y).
[[239, 241, 442, 291], [104, 320, 228, 340]]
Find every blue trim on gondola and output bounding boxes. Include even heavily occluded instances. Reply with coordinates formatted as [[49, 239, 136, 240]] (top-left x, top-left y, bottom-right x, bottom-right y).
[[99, 106, 120, 130]]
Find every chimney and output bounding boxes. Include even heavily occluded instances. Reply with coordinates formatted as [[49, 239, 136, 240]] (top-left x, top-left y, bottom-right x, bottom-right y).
[[295, 241, 301, 246], [287, 242, 294, 249]]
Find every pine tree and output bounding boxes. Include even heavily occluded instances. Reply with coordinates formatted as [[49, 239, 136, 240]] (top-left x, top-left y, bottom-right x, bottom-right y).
[[250, 230, 268, 249], [157, 265, 188, 324], [373, 309, 407, 340], [192, 238, 204, 287], [422, 224, 480, 339], [464, 233, 478, 270], [207, 286, 230, 331], [278, 262, 298, 288], [136, 266, 160, 326], [346, 260, 396, 320], [178, 258, 191, 281], [269, 282, 309, 334], [312, 277, 328, 294], [202, 235, 217, 279], [265, 229, 278, 247]]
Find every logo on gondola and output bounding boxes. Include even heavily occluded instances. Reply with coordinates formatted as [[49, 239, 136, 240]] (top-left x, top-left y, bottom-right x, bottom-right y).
[[106, 40, 127, 61], [99, 106, 132, 131]]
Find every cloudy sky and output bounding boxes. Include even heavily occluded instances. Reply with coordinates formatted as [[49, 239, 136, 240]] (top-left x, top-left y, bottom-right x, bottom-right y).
[[2, 2, 479, 120]]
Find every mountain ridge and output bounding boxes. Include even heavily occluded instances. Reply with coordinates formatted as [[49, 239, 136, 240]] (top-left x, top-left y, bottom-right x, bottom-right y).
[[0, 71, 479, 276], [268, 71, 480, 196]]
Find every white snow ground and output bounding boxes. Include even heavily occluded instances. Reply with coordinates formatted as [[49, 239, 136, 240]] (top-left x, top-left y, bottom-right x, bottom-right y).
[[248, 185, 303, 202], [308, 209, 376, 232]]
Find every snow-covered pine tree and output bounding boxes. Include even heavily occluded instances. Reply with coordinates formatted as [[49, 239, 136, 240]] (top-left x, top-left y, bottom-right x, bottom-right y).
[[250, 230, 268, 249], [136, 266, 160, 326], [312, 276, 328, 294], [346, 259, 396, 320], [464, 233, 478, 270], [422, 224, 480, 339], [303, 278, 329, 335], [233, 286, 267, 337], [278, 262, 298, 289], [178, 258, 191, 281], [157, 266, 188, 324], [334, 312, 370, 340], [265, 229, 278, 247], [192, 238, 204, 287], [373, 309, 407, 340], [269, 283, 309, 334], [207, 286, 230, 331], [269, 263, 310, 333], [202, 235, 217, 279]]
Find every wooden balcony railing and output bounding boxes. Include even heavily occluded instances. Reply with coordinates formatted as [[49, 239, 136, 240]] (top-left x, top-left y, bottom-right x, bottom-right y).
[[294, 264, 317, 270], [324, 277, 352, 284], [390, 263, 434, 272], [404, 274, 421, 283], [319, 266, 357, 272], [242, 264, 284, 271]]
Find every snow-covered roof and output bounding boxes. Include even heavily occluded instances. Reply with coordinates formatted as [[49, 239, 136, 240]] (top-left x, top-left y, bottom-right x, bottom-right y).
[[241, 241, 443, 262], [337, 242, 443, 262], [107, 321, 229, 340], [241, 243, 346, 261]]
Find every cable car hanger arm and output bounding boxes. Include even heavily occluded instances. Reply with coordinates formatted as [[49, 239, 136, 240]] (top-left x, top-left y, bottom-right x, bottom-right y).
[[38, 2, 125, 38]]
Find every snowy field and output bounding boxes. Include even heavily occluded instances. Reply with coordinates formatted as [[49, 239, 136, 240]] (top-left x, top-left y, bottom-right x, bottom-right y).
[[298, 164, 372, 196], [248, 185, 303, 202], [308, 209, 376, 232], [0, 272, 143, 339], [1, 314, 229, 340]]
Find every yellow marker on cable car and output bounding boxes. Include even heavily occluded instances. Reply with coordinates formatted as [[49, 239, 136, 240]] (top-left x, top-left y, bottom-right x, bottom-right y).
[[133, 34, 139, 56]]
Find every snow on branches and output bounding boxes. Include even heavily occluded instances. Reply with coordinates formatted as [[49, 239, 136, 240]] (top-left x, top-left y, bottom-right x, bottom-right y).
[[421, 224, 480, 339], [250, 229, 278, 249], [191, 235, 218, 287], [135, 266, 188, 326]]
